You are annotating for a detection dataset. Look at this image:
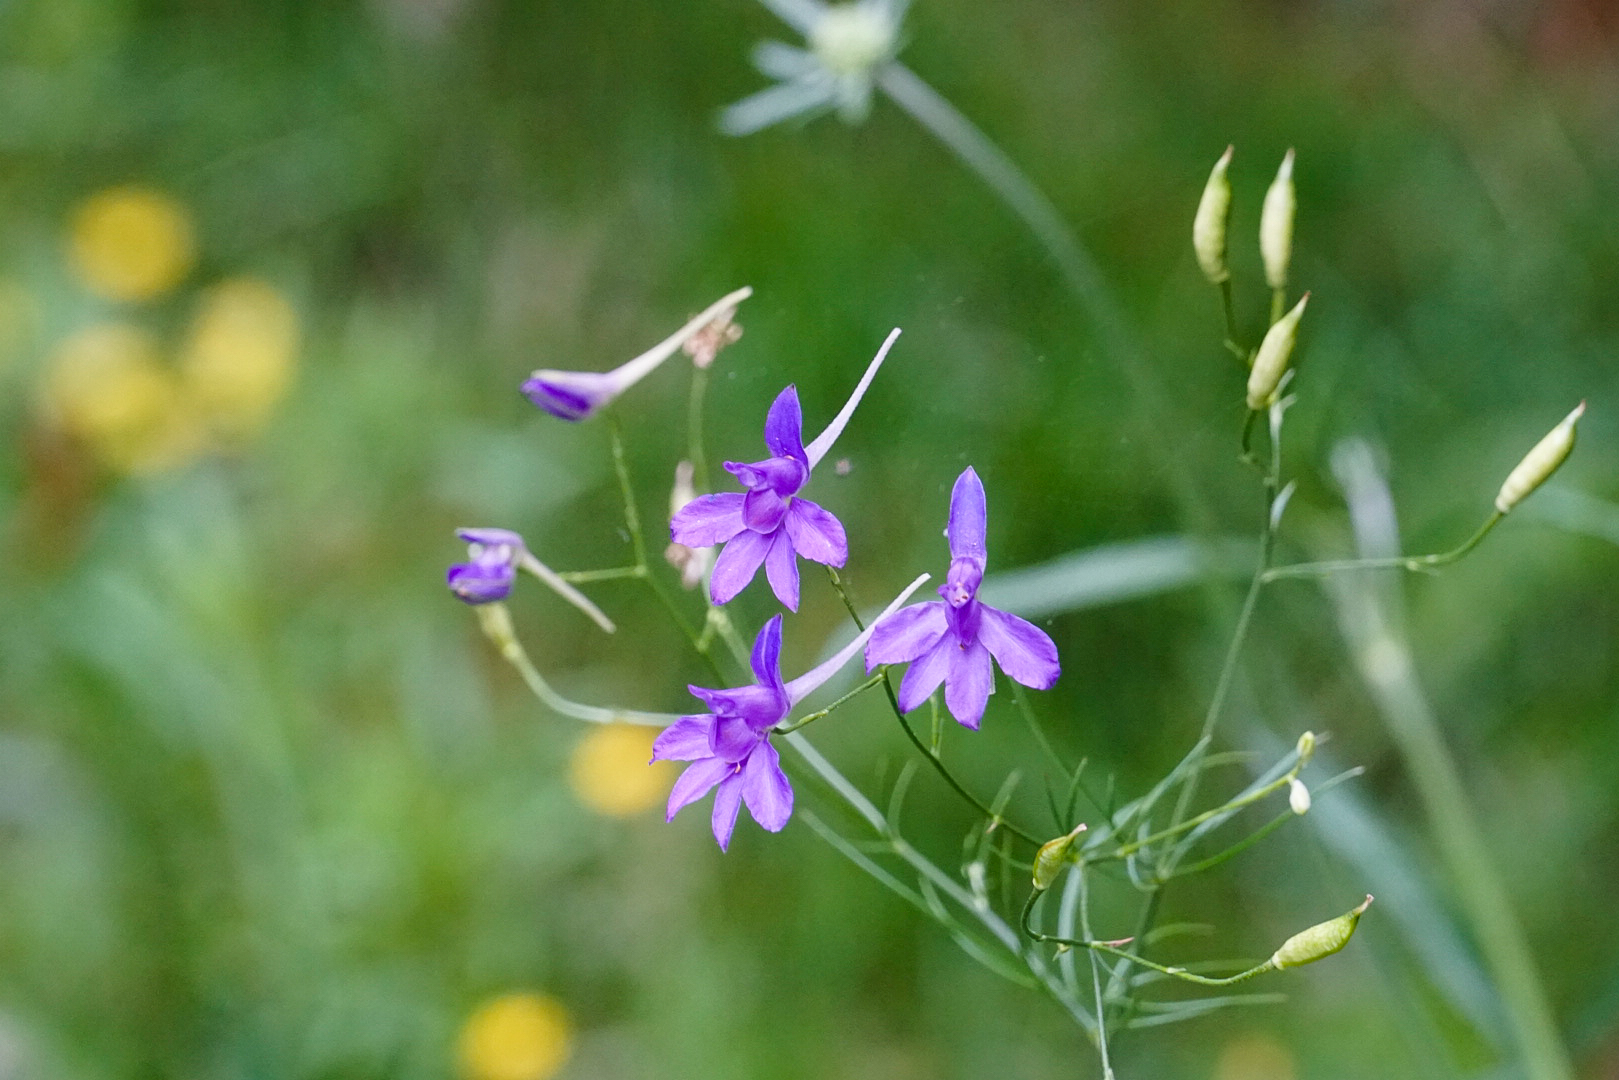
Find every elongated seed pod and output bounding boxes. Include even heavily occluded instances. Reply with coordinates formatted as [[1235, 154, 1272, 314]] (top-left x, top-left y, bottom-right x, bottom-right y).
[[1031, 824, 1087, 891], [1260, 149, 1296, 290], [1194, 147, 1234, 285], [1495, 402, 1586, 514], [1270, 895, 1373, 970], [1246, 293, 1309, 410]]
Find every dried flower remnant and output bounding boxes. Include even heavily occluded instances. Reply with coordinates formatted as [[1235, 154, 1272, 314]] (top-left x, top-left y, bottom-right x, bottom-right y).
[[719, 0, 907, 135], [654, 575, 927, 849], [521, 286, 751, 420], [682, 305, 743, 369], [663, 460, 714, 589], [447, 528, 616, 632], [670, 329, 899, 609], [865, 467, 1060, 729]]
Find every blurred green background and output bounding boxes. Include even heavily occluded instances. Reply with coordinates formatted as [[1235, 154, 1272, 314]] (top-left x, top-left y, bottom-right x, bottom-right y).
[[1, 0, 1617, 1077]]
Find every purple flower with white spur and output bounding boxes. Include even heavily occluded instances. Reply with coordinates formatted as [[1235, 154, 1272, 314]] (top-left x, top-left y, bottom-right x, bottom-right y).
[[653, 572, 928, 849], [863, 468, 1060, 730], [670, 329, 900, 611], [446, 527, 617, 632], [522, 287, 752, 421]]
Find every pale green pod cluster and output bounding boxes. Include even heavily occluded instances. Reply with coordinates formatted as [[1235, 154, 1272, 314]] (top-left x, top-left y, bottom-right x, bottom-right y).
[[1031, 823, 1087, 891], [1269, 895, 1373, 970], [1193, 146, 1234, 285], [1260, 149, 1296, 290], [1246, 293, 1309, 410], [1494, 402, 1586, 514]]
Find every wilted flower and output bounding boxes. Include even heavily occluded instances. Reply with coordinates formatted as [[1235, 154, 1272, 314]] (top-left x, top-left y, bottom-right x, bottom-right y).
[[653, 573, 927, 849], [864, 467, 1060, 729], [522, 286, 751, 421], [447, 528, 616, 632], [720, 0, 908, 136], [670, 330, 898, 610], [663, 460, 714, 589]]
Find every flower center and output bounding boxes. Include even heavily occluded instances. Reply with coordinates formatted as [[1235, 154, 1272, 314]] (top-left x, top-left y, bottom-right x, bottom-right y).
[[810, 3, 896, 76]]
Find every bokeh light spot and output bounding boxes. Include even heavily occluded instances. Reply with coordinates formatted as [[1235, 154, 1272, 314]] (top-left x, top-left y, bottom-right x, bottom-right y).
[[569, 724, 671, 817], [457, 993, 573, 1080], [69, 187, 196, 302], [180, 277, 301, 439], [1214, 1031, 1298, 1080]]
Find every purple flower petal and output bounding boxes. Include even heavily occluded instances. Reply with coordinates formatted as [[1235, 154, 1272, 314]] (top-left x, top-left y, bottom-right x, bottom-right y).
[[651, 715, 715, 762], [742, 486, 790, 532], [711, 771, 745, 850], [666, 756, 732, 822], [896, 637, 955, 713], [943, 638, 994, 730], [864, 602, 949, 670], [725, 456, 806, 497], [687, 683, 786, 728], [671, 493, 747, 548], [749, 614, 785, 691], [446, 560, 516, 604], [978, 606, 1061, 691], [456, 527, 525, 549], [763, 385, 808, 464], [783, 499, 848, 567], [741, 739, 793, 833], [521, 371, 616, 421], [710, 529, 772, 605], [946, 467, 988, 561], [764, 530, 801, 611], [711, 712, 763, 762]]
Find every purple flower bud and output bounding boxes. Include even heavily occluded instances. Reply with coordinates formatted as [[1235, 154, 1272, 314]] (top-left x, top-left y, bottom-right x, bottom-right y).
[[447, 528, 526, 605]]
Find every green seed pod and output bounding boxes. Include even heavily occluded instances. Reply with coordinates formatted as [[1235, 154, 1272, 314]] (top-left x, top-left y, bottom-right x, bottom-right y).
[[1260, 149, 1296, 290], [1495, 402, 1586, 514], [1296, 730, 1317, 765], [1031, 824, 1087, 891], [1193, 146, 1235, 285], [1269, 895, 1373, 970], [1246, 293, 1309, 410]]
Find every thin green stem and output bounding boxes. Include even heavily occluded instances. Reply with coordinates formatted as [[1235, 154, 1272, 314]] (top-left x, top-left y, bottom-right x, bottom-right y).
[[1021, 887, 1273, 988], [607, 417, 648, 569], [824, 566, 1042, 847], [774, 673, 886, 734], [1094, 766, 1299, 863], [688, 366, 711, 491], [557, 566, 643, 584], [1263, 511, 1503, 582], [1220, 279, 1246, 363], [1270, 286, 1287, 326], [1167, 810, 1294, 879], [1077, 868, 1115, 1078]]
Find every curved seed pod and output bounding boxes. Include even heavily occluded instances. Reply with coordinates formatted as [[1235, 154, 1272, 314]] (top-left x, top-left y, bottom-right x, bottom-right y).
[[1246, 293, 1310, 410], [1194, 146, 1235, 285], [1495, 402, 1586, 514], [1261, 149, 1296, 290], [1031, 823, 1087, 891], [1270, 895, 1373, 970]]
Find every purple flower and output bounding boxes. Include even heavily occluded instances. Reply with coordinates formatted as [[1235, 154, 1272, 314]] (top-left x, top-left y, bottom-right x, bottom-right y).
[[864, 468, 1060, 730], [447, 528, 526, 604], [446, 527, 617, 632], [522, 287, 752, 421], [669, 329, 900, 611], [653, 571, 930, 849]]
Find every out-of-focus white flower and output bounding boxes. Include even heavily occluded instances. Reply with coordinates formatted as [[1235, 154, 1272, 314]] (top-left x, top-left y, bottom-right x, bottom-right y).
[[721, 0, 909, 136]]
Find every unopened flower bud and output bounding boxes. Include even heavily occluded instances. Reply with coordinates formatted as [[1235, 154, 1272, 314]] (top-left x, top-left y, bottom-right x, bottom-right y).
[[1193, 146, 1234, 285], [1494, 402, 1585, 514], [1032, 823, 1087, 891], [1288, 778, 1312, 815], [1246, 293, 1309, 410], [1296, 730, 1316, 765], [1269, 895, 1372, 970], [1260, 149, 1296, 290]]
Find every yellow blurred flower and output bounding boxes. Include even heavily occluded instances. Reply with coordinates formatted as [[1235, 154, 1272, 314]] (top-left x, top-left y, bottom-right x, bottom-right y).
[[40, 323, 203, 474], [569, 724, 673, 817], [457, 993, 573, 1080], [180, 277, 300, 439], [1214, 1032, 1297, 1080], [69, 187, 195, 302]]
